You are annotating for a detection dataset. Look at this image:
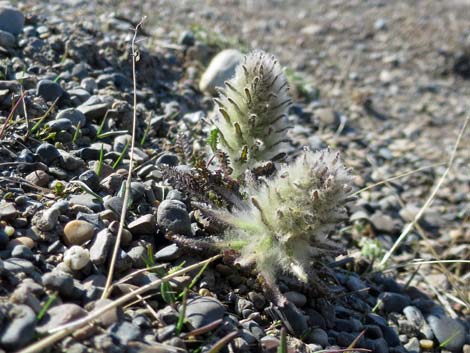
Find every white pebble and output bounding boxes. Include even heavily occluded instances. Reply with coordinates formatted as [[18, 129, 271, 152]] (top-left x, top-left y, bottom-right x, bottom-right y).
[[64, 245, 90, 270]]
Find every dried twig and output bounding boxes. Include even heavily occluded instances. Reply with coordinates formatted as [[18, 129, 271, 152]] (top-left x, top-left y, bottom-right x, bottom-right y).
[[102, 17, 147, 299]]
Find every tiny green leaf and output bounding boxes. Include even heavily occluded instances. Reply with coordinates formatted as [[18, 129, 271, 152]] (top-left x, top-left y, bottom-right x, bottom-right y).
[[207, 128, 219, 152]]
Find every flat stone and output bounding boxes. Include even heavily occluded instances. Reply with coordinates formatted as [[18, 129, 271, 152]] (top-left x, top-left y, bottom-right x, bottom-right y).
[[0, 202, 17, 220], [56, 108, 87, 126], [0, 5, 24, 35], [427, 314, 466, 351], [37, 303, 87, 334], [108, 321, 141, 344], [0, 304, 36, 350], [128, 214, 156, 235], [25, 170, 50, 187], [89, 229, 113, 265], [69, 194, 103, 212], [3, 257, 35, 274], [103, 196, 124, 216], [157, 199, 192, 235], [77, 103, 109, 121], [154, 244, 181, 262], [37, 79, 64, 102], [284, 291, 307, 307], [185, 296, 226, 329], [199, 49, 243, 95], [92, 299, 121, 327]]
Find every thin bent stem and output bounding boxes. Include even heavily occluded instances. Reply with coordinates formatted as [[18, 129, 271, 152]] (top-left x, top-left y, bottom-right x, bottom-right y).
[[102, 17, 147, 299]]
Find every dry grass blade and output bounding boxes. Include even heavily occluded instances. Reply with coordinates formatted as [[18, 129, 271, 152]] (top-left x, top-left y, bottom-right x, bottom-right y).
[[379, 115, 469, 267], [17, 254, 221, 353], [102, 16, 147, 299]]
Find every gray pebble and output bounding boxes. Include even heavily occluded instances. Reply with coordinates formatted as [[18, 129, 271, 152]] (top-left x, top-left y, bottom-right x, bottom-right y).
[[37, 303, 87, 334], [89, 229, 113, 265], [154, 244, 181, 262], [127, 245, 146, 268], [56, 108, 87, 126], [108, 321, 141, 344], [77, 102, 109, 121], [110, 249, 132, 273], [0, 202, 17, 220], [11, 245, 34, 260], [69, 194, 103, 212], [156, 324, 176, 341], [34, 207, 60, 232], [37, 79, 64, 102], [427, 314, 466, 351], [0, 5, 24, 35], [42, 271, 75, 298], [104, 196, 124, 216], [79, 170, 100, 191], [185, 296, 226, 329], [308, 328, 329, 347], [156, 305, 179, 325], [157, 199, 192, 235], [36, 142, 62, 165], [0, 304, 36, 350], [284, 291, 307, 307], [370, 212, 401, 235], [46, 118, 73, 132], [128, 214, 156, 235], [0, 29, 16, 48], [3, 258, 35, 274], [81, 77, 97, 93], [58, 150, 84, 171]]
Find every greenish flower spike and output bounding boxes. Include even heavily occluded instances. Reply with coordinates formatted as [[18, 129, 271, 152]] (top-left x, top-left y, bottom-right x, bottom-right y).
[[213, 50, 292, 178], [218, 148, 351, 285]]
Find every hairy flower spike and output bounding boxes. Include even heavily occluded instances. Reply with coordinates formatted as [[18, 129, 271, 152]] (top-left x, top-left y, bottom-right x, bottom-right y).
[[218, 148, 351, 285], [213, 50, 292, 178]]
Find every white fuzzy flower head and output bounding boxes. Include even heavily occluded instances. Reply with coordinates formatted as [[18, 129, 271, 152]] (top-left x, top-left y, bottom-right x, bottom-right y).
[[219, 148, 351, 284], [213, 50, 292, 178]]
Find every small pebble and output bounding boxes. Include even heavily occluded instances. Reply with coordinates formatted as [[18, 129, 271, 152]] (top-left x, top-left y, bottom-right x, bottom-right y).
[[420, 339, 433, 350], [63, 220, 95, 246], [64, 245, 90, 270]]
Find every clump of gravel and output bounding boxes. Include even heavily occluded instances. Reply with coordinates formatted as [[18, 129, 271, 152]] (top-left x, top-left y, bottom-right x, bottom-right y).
[[0, 2, 468, 353]]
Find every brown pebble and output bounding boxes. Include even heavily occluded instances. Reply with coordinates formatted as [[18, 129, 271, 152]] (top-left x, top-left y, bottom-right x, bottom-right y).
[[8, 236, 36, 249], [63, 220, 95, 246], [420, 339, 434, 350], [25, 170, 50, 187]]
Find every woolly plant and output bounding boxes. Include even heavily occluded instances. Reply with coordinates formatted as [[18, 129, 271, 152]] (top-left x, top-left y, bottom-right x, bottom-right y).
[[216, 148, 351, 292], [212, 50, 292, 178]]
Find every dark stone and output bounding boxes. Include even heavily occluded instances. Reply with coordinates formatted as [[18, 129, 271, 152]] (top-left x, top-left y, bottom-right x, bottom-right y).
[[378, 292, 411, 313], [37, 79, 64, 102], [0, 304, 36, 350]]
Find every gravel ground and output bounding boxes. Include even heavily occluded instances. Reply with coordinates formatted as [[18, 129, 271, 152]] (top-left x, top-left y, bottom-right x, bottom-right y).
[[0, 1, 469, 353]]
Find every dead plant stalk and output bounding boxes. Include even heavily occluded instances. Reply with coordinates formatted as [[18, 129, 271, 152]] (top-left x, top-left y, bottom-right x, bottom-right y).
[[102, 17, 147, 299]]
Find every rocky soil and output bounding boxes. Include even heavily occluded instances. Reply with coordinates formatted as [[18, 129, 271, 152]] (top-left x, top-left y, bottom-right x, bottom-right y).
[[0, 1, 468, 353]]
